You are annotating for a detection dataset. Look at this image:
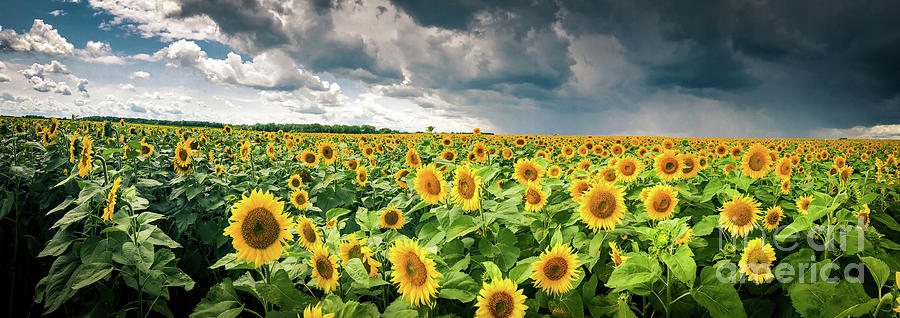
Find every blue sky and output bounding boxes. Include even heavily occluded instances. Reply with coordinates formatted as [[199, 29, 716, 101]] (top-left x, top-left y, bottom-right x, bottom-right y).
[[1, 0, 899, 138]]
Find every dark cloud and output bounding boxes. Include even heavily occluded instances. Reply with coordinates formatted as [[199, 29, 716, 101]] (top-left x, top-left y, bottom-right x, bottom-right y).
[[174, 0, 291, 50]]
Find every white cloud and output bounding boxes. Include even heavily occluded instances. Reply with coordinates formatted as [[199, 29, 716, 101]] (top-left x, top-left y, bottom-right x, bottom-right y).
[[0, 73, 9, 82], [119, 83, 136, 91], [76, 40, 127, 64], [814, 124, 900, 139], [154, 40, 332, 91], [129, 71, 150, 79], [16, 60, 89, 97], [89, 0, 221, 41], [0, 19, 74, 56], [49, 10, 66, 16]]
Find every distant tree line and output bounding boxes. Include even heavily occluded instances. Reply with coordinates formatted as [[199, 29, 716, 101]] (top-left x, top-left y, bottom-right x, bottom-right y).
[[17, 115, 404, 134]]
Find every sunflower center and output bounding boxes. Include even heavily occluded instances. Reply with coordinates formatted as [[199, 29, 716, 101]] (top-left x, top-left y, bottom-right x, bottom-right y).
[[523, 168, 535, 180], [424, 174, 441, 195], [404, 253, 428, 286], [682, 160, 695, 174], [590, 191, 616, 219], [323, 147, 333, 158], [622, 163, 634, 175], [663, 160, 677, 174], [779, 163, 790, 175], [458, 175, 475, 199], [348, 245, 363, 260], [316, 258, 334, 279], [765, 211, 780, 225], [543, 257, 568, 281], [385, 210, 399, 226], [653, 196, 670, 212], [748, 153, 766, 171], [291, 179, 300, 187], [294, 192, 307, 205], [304, 154, 315, 163], [488, 291, 514, 318], [800, 200, 810, 211], [525, 188, 542, 205], [240, 207, 280, 249], [141, 145, 151, 154], [573, 182, 589, 197], [178, 148, 188, 162], [604, 171, 616, 182], [728, 203, 753, 226], [301, 222, 317, 244]]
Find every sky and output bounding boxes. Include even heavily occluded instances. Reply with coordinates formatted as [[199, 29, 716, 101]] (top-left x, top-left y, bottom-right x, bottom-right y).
[[1, 0, 899, 138]]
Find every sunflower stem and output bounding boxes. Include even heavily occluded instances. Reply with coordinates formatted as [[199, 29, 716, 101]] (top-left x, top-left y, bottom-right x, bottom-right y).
[[665, 267, 672, 318]]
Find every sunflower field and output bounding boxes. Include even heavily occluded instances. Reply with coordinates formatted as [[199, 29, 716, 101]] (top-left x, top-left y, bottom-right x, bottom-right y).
[[3, 116, 900, 318]]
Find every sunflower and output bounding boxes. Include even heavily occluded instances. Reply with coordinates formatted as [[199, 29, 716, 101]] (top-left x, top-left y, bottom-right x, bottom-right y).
[[741, 144, 771, 179], [654, 150, 682, 182], [300, 150, 318, 167], [344, 159, 359, 170], [513, 158, 544, 186], [530, 243, 580, 296], [380, 205, 405, 230], [318, 141, 338, 165], [609, 242, 629, 267], [215, 164, 224, 176], [389, 239, 442, 307], [675, 228, 693, 245], [295, 215, 321, 250], [475, 278, 528, 318], [578, 182, 626, 232], [763, 206, 783, 231], [615, 156, 643, 183], [473, 142, 488, 163], [356, 166, 368, 186], [291, 189, 310, 211], [719, 194, 761, 238], [301, 303, 333, 318], [414, 163, 448, 205], [739, 238, 776, 285], [222, 189, 293, 267], [309, 244, 340, 294], [441, 149, 457, 162], [523, 184, 548, 212], [568, 179, 591, 202], [774, 157, 792, 180], [77, 136, 94, 177], [680, 152, 699, 179], [856, 204, 870, 227], [839, 166, 853, 184], [795, 195, 814, 216], [288, 174, 303, 191], [547, 165, 562, 178], [173, 142, 193, 175], [102, 177, 123, 221], [395, 169, 411, 189], [139, 138, 154, 157], [643, 184, 679, 220], [339, 234, 381, 277], [780, 179, 790, 194], [406, 148, 422, 168], [450, 164, 482, 211], [501, 148, 513, 160]]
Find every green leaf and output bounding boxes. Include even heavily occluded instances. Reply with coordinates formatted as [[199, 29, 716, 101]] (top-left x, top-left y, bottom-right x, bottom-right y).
[[661, 245, 696, 287], [691, 267, 746, 318], [69, 262, 114, 290], [693, 215, 720, 236], [788, 280, 873, 318], [549, 290, 585, 318], [700, 179, 723, 202], [9, 165, 35, 179], [445, 214, 477, 240], [345, 258, 388, 289], [859, 256, 889, 288], [50, 203, 90, 229], [382, 298, 418, 318], [190, 279, 242, 318], [606, 254, 662, 291], [481, 261, 502, 281], [38, 227, 75, 257], [438, 271, 478, 302], [326, 207, 351, 220]]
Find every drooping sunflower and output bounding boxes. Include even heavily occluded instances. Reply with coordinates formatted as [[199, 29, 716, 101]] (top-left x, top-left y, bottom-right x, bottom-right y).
[[356, 166, 368, 186], [615, 156, 643, 183], [763, 206, 783, 231], [523, 184, 548, 212], [380, 205, 405, 230], [774, 157, 792, 180], [450, 164, 482, 211], [406, 148, 422, 168], [609, 242, 629, 267], [568, 179, 591, 202], [309, 244, 341, 294], [389, 239, 442, 307], [739, 238, 776, 285], [395, 169, 411, 189], [741, 144, 772, 179], [318, 141, 338, 165], [222, 189, 293, 267], [295, 215, 321, 250], [139, 138, 154, 157], [78, 136, 94, 177], [654, 150, 682, 182], [414, 163, 448, 205], [680, 152, 699, 179], [719, 194, 761, 238], [102, 177, 123, 221], [291, 189, 310, 211], [856, 204, 870, 227], [513, 158, 544, 186], [578, 182, 626, 232], [173, 142, 193, 175], [339, 234, 369, 264], [643, 184, 679, 220], [288, 174, 303, 191], [795, 195, 814, 216], [675, 228, 693, 245], [530, 243, 580, 296], [474, 278, 528, 318]]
